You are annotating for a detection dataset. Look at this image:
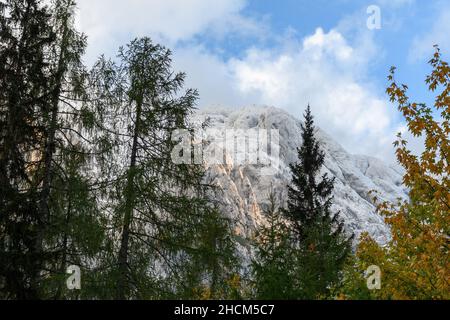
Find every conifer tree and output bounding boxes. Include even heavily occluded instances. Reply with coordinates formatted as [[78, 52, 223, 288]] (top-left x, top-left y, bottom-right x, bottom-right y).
[[1, 0, 240, 300], [0, 0, 105, 299], [90, 37, 239, 299], [36, 0, 106, 299], [252, 192, 297, 299], [177, 207, 241, 300], [283, 106, 352, 299], [0, 0, 56, 299]]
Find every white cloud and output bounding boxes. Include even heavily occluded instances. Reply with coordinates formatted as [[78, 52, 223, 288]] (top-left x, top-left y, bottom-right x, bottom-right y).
[[75, 0, 259, 64], [226, 28, 398, 159], [74, 1, 402, 162], [172, 45, 250, 109], [303, 28, 353, 61], [168, 28, 400, 161]]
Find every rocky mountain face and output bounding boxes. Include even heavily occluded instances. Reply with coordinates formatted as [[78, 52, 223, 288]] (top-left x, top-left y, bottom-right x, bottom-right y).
[[193, 106, 408, 245]]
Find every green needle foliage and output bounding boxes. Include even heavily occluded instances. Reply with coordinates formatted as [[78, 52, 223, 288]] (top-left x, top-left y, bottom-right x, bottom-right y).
[[88, 37, 239, 300], [0, 0, 104, 299], [252, 192, 298, 299], [282, 106, 353, 299]]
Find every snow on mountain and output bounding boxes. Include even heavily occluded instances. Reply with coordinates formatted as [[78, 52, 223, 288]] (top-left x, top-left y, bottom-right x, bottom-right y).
[[194, 106, 408, 245]]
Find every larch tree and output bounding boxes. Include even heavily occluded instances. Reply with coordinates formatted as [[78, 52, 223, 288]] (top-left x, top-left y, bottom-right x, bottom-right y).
[[178, 206, 241, 300], [90, 37, 239, 300], [38, 0, 105, 299]]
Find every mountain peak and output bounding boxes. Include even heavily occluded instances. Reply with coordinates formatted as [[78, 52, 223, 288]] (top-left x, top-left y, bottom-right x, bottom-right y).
[[195, 106, 407, 244]]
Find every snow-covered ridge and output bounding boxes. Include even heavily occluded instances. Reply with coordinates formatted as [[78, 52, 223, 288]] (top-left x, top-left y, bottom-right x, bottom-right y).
[[194, 106, 408, 244]]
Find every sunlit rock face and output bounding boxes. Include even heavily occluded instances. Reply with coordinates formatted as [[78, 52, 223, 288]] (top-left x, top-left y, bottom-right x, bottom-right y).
[[193, 106, 408, 245]]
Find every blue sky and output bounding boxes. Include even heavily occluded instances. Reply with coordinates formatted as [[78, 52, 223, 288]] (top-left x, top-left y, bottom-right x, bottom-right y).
[[75, 0, 450, 163]]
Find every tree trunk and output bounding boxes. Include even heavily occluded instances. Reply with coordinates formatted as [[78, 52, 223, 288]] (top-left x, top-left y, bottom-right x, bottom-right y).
[[34, 11, 70, 297], [54, 188, 72, 300], [116, 98, 143, 300]]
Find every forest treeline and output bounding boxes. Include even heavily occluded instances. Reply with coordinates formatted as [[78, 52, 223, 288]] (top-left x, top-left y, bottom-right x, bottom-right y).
[[0, 0, 448, 300]]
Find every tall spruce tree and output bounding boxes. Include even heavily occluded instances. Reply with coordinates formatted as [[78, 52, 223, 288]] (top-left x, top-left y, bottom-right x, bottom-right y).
[[0, 0, 105, 299], [0, 0, 57, 299], [283, 106, 352, 299]]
